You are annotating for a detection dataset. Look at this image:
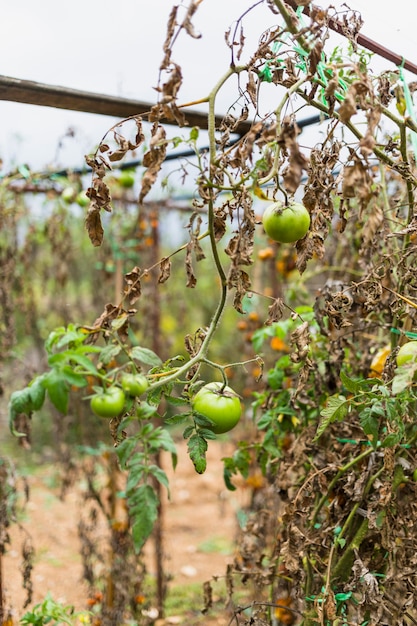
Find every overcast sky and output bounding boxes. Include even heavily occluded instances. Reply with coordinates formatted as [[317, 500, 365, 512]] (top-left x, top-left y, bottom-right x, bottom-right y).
[[1, 0, 415, 172]]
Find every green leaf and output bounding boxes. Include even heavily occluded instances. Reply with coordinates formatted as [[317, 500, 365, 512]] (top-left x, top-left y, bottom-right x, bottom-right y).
[[42, 369, 70, 414], [136, 401, 158, 420], [9, 388, 32, 414], [340, 370, 366, 394], [165, 413, 190, 425], [197, 428, 218, 440], [380, 432, 401, 448], [164, 395, 189, 406], [392, 365, 416, 395], [116, 438, 138, 467], [126, 462, 146, 491], [149, 428, 178, 465], [60, 365, 88, 388], [223, 467, 237, 491], [189, 126, 199, 141], [148, 464, 170, 496], [99, 343, 122, 365], [69, 352, 100, 375], [187, 433, 208, 474], [314, 394, 349, 441], [130, 346, 162, 367], [359, 407, 380, 446], [182, 424, 195, 439], [128, 484, 159, 552], [28, 378, 47, 410]]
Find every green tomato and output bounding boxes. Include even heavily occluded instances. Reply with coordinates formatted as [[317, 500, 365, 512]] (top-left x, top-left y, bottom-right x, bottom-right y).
[[118, 170, 135, 188], [61, 186, 76, 204], [262, 201, 310, 243], [192, 382, 242, 434], [120, 373, 149, 397], [76, 190, 90, 207], [396, 341, 417, 366], [90, 387, 126, 418]]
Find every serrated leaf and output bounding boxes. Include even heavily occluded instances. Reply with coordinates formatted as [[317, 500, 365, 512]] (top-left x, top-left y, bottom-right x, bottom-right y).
[[223, 467, 237, 491], [392, 365, 415, 395], [116, 438, 138, 467], [165, 413, 190, 425], [187, 434, 208, 474], [182, 424, 195, 439], [28, 378, 46, 410], [9, 388, 32, 414], [60, 366, 88, 388], [99, 344, 122, 365], [380, 432, 401, 448], [128, 484, 159, 552], [148, 464, 170, 496], [136, 402, 158, 420], [359, 408, 379, 447], [126, 463, 146, 491], [149, 428, 178, 466], [130, 346, 162, 367], [164, 395, 189, 406], [340, 370, 365, 394], [42, 369, 70, 414], [69, 353, 100, 375], [197, 428, 218, 440], [314, 394, 349, 441]]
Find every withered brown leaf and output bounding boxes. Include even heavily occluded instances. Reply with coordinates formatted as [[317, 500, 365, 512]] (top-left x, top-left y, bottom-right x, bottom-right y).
[[124, 266, 142, 305], [85, 206, 104, 247], [139, 123, 167, 204], [158, 257, 172, 284], [265, 297, 285, 325]]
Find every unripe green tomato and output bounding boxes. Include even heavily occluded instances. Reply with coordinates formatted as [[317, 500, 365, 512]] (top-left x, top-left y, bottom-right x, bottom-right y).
[[396, 341, 417, 366], [192, 382, 242, 434], [120, 373, 149, 397], [61, 186, 76, 204], [118, 170, 135, 188], [90, 387, 126, 418], [76, 190, 90, 207], [262, 201, 310, 243]]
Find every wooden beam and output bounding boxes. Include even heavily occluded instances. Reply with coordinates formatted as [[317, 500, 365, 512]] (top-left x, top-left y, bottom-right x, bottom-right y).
[[0, 74, 254, 134]]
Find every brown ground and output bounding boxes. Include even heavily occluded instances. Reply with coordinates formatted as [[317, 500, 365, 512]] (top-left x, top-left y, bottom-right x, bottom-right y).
[[3, 439, 251, 624]]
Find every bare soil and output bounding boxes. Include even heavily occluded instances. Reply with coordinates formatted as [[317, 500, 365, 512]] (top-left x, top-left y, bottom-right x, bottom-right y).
[[3, 439, 250, 623]]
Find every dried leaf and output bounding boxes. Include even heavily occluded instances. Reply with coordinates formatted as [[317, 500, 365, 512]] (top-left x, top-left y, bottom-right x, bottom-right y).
[[85, 206, 104, 247], [139, 123, 167, 204], [185, 242, 197, 288], [265, 298, 284, 325], [124, 266, 142, 305], [158, 257, 171, 284]]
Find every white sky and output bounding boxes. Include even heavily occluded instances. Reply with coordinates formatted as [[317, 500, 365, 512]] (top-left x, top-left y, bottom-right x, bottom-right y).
[[0, 0, 416, 171]]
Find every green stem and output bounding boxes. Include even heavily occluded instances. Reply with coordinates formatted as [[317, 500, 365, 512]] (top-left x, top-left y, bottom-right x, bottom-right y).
[[311, 446, 374, 526], [147, 66, 246, 392], [273, 0, 311, 52], [331, 517, 369, 582], [258, 76, 308, 187]]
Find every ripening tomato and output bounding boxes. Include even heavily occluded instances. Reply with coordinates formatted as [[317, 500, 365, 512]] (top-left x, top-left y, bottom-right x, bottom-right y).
[[90, 387, 126, 418], [120, 373, 149, 397], [192, 382, 242, 434], [262, 201, 310, 243]]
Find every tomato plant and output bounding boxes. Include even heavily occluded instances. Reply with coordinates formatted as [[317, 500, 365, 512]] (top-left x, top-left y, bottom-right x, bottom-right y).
[[192, 382, 242, 434], [120, 373, 149, 397], [262, 201, 310, 243], [90, 386, 126, 418]]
